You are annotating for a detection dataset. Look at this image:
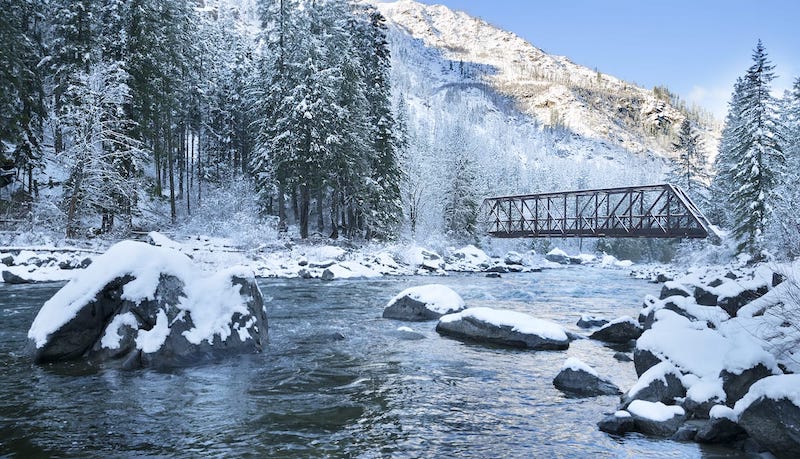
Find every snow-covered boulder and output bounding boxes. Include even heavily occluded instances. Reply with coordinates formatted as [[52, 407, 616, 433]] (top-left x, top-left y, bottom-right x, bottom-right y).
[[627, 400, 686, 437], [503, 251, 523, 266], [1, 254, 13, 266], [589, 316, 642, 343], [553, 357, 620, 396], [447, 245, 491, 271], [26, 241, 268, 369], [576, 314, 608, 329], [720, 363, 775, 407], [659, 281, 692, 300], [383, 284, 465, 321], [545, 248, 570, 264], [622, 361, 684, 408], [695, 412, 746, 444], [436, 307, 569, 350], [734, 375, 800, 458]]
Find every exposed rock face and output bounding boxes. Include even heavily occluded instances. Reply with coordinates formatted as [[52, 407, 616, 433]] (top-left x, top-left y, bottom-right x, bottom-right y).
[[598, 413, 635, 435], [738, 397, 800, 459], [2, 255, 15, 266], [718, 286, 769, 317], [695, 418, 746, 443], [622, 363, 685, 407], [693, 287, 718, 306], [589, 318, 642, 343], [721, 364, 774, 407], [435, 308, 569, 350], [504, 251, 523, 265], [2, 270, 32, 284], [659, 283, 692, 300], [27, 273, 268, 369], [553, 367, 620, 397], [633, 348, 663, 377]]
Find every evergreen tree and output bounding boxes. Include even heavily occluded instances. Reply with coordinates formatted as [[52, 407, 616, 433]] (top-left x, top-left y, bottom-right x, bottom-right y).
[[716, 41, 784, 257], [669, 119, 707, 194], [769, 78, 800, 256]]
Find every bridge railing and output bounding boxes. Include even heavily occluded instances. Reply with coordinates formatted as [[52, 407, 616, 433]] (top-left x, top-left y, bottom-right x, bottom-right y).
[[482, 184, 711, 239]]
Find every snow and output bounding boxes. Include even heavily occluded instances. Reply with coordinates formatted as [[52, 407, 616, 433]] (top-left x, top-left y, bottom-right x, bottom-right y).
[[135, 309, 171, 353], [595, 315, 638, 331], [561, 357, 598, 376], [387, 284, 465, 314], [27, 241, 260, 352], [547, 248, 568, 258], [685, 377, 726, 404], [627, 400, 685, 422], [397, 326, 414, 332], [100, 312, 138, 350], [439, 307, 568, 341], [733, 375, 800, 416], [614, 410, 632, 418], [709, 405, 737, 422]]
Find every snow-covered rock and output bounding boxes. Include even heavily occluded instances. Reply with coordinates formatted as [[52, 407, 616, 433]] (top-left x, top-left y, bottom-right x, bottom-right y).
[[553, 357, 620, 397], [436, 307, 569, 350], [597, 410, 635, 435], [627, 400, 686, 437], [447, 245, 491, 271], [576, 314, 608, 329], [589, 316, 642, 343], [503, 251, 524, 266], [26, 241, 268, 368], [622, 361, 684, 408], [2, 270, 32, 284], [383, 284, 465, 321], [734, 375, 800, 458], [545, 248, 571, 264]]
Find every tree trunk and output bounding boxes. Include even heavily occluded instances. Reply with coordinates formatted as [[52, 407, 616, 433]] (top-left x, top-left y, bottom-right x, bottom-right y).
[[299, 184, 310, 239], [329, 189, 339, 239], [278, 183, 287, 232], [65, 162, 84, 238], [167, 116, 176, 224], [316, 188, 325, 235]]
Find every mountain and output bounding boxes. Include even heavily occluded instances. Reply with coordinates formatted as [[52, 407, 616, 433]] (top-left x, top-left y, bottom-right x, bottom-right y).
[[374, 0, 719, 172]]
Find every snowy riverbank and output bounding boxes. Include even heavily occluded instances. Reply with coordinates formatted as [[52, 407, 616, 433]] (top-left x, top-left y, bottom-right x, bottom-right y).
[[1, 231, 635, 284]]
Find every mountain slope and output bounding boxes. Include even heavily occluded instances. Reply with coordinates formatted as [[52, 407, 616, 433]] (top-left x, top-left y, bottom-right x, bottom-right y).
[[375, 0, 719, 160]]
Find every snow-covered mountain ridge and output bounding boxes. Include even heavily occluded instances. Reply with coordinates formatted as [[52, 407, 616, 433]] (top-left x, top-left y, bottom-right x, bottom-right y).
[[374, 0, 719, 161]]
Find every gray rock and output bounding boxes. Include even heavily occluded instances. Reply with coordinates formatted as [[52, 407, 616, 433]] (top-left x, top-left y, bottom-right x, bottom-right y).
[[682, 396, 723, 419], [671, 422, 699, 441], [655, 273, 673, 283], [613, 352, 633, 362], [545, 252, 570, 264], [1, 255, 14, 266], [577, 315, 608, 329], [772, 272, 786, 287], [718, 285, 769, 317], [659, 283, 692, 300], [485, 265, 510, 273], [435, 315, 569, 350], [721, 364, 774, 406], [383, 293, 463, 322], [694, 287, 718, 306], [738, 397, 800, 458], [485, 272, 501, 278], [598, 413, 635, 435], [553, 367, 621, 397], [622, 365, 685, 408], [695, 417, 746, 443], [309, 260, 336, 269], [27, 274, 268, 369], [298, 268, 313, 279], [589, 319, 642, 344], [321, 268, 335, 281], [79, 257, 92, 268], [631, 410, 686, 437], [2, 270, 32, 284], [634, 348, 663, 377]]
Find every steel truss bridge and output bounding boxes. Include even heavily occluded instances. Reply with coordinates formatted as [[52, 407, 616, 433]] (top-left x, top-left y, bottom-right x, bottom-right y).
[[482, 184, 713, 239]]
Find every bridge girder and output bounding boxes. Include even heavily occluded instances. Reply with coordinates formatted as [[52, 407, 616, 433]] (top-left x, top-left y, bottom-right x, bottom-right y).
[[482, 184, 713, 239]]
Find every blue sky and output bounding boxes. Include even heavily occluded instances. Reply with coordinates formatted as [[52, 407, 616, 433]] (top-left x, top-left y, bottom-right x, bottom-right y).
[[414, 0, 800, 119]]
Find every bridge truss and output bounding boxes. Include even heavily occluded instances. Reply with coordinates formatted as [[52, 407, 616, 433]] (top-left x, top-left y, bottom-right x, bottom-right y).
[[482, 184, 712, 239]]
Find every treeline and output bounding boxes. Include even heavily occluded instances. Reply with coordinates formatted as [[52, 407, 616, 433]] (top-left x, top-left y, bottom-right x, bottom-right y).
[[0, 0, 402, 240]]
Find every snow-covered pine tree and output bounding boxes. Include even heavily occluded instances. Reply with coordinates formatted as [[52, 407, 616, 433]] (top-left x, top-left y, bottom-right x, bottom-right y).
[[60, 62, 145, 237], [719, 41, 784, 257], [769, 77, 800, 256], [668, 118, 708, 201], [709, 78, 746, 228]]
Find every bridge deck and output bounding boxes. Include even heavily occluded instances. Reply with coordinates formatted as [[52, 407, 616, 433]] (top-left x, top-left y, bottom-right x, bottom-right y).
[[482, 184, 712, 239]]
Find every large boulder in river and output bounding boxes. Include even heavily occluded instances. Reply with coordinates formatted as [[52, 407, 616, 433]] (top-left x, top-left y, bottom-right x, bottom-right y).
[[589, 316, 642, 343], [436, 307, 569, 350], [622, 361, 685, 408], [383, 284, 465, 321], [553, 357, 620, 396], [26, 241, 268, 369], [2, 270, 32, 284], [627, 400, 686, 437], [734, 375, 800, 459]]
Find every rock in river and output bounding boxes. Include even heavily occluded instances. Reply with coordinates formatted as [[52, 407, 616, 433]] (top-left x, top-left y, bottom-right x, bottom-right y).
[[26, 241, 268, 369], [553, 357, 620, 396], [383, 284, 465, 321], [436, 307, 569, 350], [589, 316, 643, 343]]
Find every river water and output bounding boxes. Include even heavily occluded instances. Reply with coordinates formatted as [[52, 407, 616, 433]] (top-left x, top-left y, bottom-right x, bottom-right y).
[[1, 267, 749, 458]]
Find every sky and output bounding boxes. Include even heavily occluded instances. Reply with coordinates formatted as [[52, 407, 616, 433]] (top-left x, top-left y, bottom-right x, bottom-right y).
[[413, 0, 800, 119]]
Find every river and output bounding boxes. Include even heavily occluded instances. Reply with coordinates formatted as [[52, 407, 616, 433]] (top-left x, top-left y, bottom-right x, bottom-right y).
[[1, 267, 749, 457]]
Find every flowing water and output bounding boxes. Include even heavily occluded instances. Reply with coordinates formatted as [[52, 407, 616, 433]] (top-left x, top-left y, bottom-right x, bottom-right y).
[[1, 267, 749, 458]]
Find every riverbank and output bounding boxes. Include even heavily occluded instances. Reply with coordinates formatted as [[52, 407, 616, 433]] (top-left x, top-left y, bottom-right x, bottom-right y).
[[0, 231, 635, 284]]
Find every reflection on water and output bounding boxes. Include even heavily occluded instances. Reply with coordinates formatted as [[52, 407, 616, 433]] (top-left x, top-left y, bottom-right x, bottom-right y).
[[1, 268, 750, 457]]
